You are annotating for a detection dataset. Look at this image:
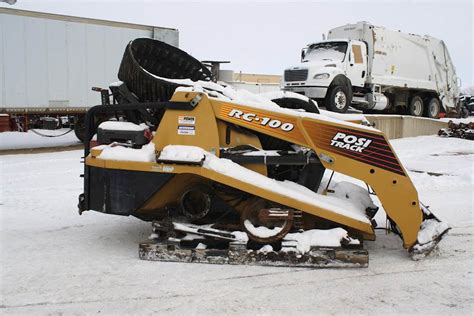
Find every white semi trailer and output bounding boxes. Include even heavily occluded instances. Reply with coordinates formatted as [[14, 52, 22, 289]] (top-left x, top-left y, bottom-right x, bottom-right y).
[[0, 7, 179, 138], [282, 21, 461, 118]]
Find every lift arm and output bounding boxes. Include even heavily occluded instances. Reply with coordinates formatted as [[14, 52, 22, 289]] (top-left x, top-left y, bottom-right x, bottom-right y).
[[201, 93, 448, 252]]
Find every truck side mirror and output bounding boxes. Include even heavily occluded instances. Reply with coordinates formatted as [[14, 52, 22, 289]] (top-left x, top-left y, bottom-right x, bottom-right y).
[[301, 48, 307, 61]]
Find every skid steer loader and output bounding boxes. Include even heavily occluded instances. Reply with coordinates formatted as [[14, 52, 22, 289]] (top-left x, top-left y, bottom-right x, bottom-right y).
[[78, 38, 449, 268]]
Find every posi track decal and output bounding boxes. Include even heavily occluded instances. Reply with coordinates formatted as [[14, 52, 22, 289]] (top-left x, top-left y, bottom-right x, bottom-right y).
[[330, 132, 372, 152], [302, 120, 406, 176]]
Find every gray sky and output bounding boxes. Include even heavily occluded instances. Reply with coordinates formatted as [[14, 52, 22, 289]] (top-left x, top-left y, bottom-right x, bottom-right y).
[[2, 0, 473, 86]]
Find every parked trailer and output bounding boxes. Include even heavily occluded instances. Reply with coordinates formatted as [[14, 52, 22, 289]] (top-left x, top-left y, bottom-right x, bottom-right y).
[[0, 8, 179, 140], [282, 21, 461, 118]]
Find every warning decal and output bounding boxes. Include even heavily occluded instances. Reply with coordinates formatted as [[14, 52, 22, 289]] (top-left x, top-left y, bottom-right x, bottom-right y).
[[177, 125, 195, 135]]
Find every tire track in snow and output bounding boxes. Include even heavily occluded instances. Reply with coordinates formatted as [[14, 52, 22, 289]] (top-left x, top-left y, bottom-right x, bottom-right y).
[[0, 293, 195, 310]]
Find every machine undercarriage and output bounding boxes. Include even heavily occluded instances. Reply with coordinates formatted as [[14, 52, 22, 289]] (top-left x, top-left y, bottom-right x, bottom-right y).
[[139, 221, 369, 268]]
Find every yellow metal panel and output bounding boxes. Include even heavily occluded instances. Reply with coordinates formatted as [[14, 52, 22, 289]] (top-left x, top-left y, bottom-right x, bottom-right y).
[[87, 157, 374, 237], [153, 92, 220, 155]]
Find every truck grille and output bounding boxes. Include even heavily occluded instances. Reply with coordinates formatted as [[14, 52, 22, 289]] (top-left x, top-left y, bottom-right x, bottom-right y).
[[284, 69, 308, 82]]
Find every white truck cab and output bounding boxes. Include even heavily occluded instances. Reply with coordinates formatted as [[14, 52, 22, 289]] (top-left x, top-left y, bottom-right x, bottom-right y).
[[282, 22, 460, 118], [285, 39, 368, 112]]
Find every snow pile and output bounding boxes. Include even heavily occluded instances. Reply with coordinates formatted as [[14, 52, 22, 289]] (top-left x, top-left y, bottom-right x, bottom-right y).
[[160, 144, 370, 223], [97, 142, 156, 162], [109, 80, 124, 87], [98, 121, 148, 131], [0, 129, 80, 150], [195, 243, 207, 250], [159, 145, 205, 163], [231, 231, 249, 242], [325, 181, 377, 214], [440, 117, 474, 124], [284, 228, 353, 253], [175, 83, 284, 111], [243, 220, 284, 238], [416, 219, 450, 245], [257, 245, 274, 254], [148, 233, 159, 240], [411, 219, 450, 260]]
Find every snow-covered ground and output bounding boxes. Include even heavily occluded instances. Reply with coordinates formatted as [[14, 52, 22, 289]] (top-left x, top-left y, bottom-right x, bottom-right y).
[[0, 129, 80, 150], [1, 135, 473, 314], [440, 117, 473, 124]]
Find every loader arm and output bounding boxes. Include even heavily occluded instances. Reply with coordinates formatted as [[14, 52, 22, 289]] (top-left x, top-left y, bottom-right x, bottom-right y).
[[206, 95, 423, 249]]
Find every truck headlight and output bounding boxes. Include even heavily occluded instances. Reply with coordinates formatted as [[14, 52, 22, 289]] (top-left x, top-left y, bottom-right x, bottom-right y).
[[313, 73, 330, 80]]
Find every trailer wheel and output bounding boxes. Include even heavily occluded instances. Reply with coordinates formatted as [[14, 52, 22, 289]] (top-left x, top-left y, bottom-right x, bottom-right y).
[[408, 96, 424, 117], [425, 98, 441, 118], [73, 115, 85, 143], [325, 85, 351, 113], [461, 105, 469, 118]]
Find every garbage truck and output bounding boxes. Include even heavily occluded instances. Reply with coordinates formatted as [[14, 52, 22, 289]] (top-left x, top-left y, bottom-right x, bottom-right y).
[[282, 21, 461, 118]]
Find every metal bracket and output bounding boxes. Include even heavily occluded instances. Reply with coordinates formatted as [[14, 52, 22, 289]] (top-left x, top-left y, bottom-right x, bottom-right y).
[[190, 94, 203, 108], [319, 152, 335, 164]]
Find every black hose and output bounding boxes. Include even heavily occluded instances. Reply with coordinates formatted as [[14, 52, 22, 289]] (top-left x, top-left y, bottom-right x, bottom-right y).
[[30, 128, 74, 138]]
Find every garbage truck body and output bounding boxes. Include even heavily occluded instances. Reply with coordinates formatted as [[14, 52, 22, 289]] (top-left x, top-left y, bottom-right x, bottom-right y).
[[282, 21, 460, 117]]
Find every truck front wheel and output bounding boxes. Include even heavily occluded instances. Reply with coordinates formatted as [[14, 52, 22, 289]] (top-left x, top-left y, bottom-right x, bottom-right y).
[[425, 97, 441, 118], [325, 85, 351, 113], [408, 96, 424, 117]]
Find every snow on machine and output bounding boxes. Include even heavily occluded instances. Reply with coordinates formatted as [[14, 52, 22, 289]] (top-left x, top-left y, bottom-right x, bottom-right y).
[[78, 38, 449, 268]]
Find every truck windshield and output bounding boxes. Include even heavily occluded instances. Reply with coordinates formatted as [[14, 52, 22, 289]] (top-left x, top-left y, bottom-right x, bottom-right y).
[[304, 42, 348, 62]]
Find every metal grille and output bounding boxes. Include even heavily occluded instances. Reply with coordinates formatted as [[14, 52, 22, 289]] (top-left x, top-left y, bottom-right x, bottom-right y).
[[284, 69, 308, 82]]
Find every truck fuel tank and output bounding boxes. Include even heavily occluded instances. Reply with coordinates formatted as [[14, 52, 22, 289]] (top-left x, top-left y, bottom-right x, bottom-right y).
[[353, 92, 389, 111], [368, 93, 389, 111]]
